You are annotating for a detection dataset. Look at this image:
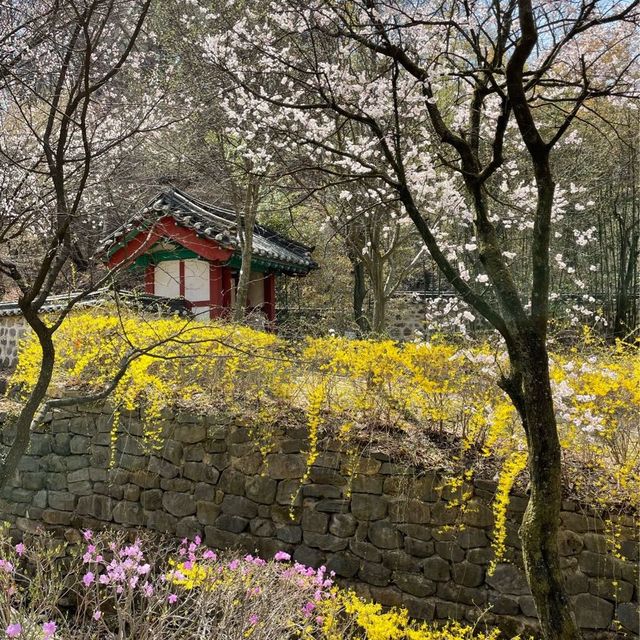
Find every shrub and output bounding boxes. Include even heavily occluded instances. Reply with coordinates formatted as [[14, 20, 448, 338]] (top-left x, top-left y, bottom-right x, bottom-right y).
[[0, 528, 516, 640]]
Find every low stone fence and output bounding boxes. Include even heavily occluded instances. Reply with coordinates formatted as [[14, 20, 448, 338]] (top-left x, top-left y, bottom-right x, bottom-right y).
[[0, 315, 28, 369], [0, 405, 637, 637]]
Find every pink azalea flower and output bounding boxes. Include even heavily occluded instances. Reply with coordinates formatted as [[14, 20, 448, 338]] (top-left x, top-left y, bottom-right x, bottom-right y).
[[42, 621, 57, 639], [274, 551, 291, 562], [82, 572, 95, 587], [5, 623, 21, 638], [92, 610, 102, 621], [168, 593, 178, 604], [0, 559, 14, 573], [82, 530, 93, 541], [14, 543, 25, 557], [202, 550, 216, 560], [249, 614, 259, 625]]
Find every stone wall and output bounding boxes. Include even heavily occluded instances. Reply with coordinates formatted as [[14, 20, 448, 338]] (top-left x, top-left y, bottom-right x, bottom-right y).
[[0, 316, 28, 369], [387, 296, 430, 340], [0, 405, 637, 637]]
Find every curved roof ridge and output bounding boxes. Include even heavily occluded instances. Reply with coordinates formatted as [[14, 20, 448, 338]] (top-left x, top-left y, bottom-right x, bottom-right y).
[[99, 187, 317, 274]]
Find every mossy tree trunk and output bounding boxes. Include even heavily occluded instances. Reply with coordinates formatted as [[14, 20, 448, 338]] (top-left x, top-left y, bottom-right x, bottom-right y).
[[501, 332, 580, 639]]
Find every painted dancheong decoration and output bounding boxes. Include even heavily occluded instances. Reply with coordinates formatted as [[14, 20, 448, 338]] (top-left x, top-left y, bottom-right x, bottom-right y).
[[100, 188, 317, 321]]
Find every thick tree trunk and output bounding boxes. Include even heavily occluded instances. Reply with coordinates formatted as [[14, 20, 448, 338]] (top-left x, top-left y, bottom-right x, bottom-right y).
[[0, 324, 55, 490], [371, 293, 386, 334], [370, 258, 387, 334], [514, 333, 582, 640], [233, 237, 254, 322], [233, 180, 259, 322]]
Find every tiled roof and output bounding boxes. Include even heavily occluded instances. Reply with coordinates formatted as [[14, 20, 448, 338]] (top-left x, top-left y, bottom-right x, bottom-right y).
[[99, 188, 317, 274]]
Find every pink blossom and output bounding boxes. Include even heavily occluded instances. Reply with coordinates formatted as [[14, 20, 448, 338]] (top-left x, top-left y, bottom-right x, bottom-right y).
[[0, 559, 14, 573], [249, 614, 259, 625], [168, 593, 178, 604], [14, 543, 25, 557], [202, 550, 216, 560], [82, 530, 93, 541], [274, 551, 291, 562], [82, 572, 95, 587], [123, 543, 141, 558], [92, 610, 102, 621], [42, 621, 57, 639], [142, 582, 154, 597], [5, 623, 21, 638]]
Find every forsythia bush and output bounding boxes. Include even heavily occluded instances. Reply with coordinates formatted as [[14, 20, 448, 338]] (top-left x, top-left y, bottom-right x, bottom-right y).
[[0, 527, 516, 640], [10, 310, 640, 561]]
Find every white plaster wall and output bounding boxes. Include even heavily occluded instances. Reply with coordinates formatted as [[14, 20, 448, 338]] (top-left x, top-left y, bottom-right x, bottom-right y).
[[154, 260, 180, 298], [184, 259, 209, 302]]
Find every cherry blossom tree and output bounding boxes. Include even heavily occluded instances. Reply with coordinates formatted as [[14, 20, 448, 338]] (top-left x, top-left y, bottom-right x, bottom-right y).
[[199, 1, 640, 637], [0, 0, 178, 489]]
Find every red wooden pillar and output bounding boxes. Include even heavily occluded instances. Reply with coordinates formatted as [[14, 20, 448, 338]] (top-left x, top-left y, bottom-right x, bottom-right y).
[[263, 273, 276, 324], [209, 264, 224, 319], [179, 260, 186, 297], [144, 264, 155, 294]]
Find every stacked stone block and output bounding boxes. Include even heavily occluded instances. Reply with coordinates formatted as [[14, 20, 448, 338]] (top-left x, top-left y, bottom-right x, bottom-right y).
[[0, 316, 28, 369], [0, 405, 637, 637]]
